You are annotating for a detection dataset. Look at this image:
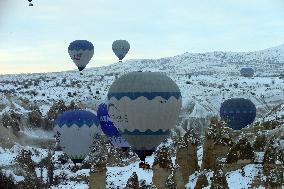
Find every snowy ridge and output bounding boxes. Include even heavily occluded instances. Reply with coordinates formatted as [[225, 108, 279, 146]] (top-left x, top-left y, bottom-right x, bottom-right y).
[[0, 44, 284, 188]]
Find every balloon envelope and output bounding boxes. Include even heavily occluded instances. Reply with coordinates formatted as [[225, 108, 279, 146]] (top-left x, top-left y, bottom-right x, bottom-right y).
[[97, 103, 129, 148], [68, 40, 94, 71], [107, 72, 182, 161], [220, 98, 256, 130], [53, 110, 101, 163], [240, 68, 254, 77], [112, 40, 130, 61]]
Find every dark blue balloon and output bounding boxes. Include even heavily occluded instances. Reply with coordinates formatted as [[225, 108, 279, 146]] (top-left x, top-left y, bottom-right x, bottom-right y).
[[54, 109, 100, 128], [68, 40, 94, 51], [220, 98, 256, 130], [97, 103, 129, 147], [240, 68, 254, 77]]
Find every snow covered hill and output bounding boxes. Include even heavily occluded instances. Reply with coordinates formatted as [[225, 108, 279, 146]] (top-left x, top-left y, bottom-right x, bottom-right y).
[[0, 44, 283, 115], [0, 44, 283, 188]]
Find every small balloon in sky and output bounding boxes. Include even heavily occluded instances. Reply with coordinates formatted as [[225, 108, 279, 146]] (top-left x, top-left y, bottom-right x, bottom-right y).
[[240, 67, 254, 77], [28, 0, 33, 6], [112, 40, 130, 62], [68, 40, 94, 72]]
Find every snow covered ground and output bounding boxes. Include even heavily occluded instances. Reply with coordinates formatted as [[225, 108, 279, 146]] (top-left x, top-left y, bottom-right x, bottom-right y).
[[0, 44, 283, 188], [0, 141, 282, 188]]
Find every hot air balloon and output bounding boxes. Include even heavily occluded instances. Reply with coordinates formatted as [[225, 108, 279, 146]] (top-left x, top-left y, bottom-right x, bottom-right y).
[[240, 68, 254, 77], [220, 98, 256, 130], [28, 0, 33, 6], [112, 40, 130, 62], [97, 103, 129, 149], [68, 40, 94, 71], [53, 110, 101, 163], [107, 72, 182, 163]]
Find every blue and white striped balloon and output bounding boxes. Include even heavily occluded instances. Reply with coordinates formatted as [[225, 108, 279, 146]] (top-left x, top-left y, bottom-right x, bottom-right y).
[[68, 40, 94, 71], [53, 110, 101, 163]]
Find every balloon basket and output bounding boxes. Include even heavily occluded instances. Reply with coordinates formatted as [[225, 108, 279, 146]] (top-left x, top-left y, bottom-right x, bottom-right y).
[[80, 72, 83, 75], [121, 147, 129, 152], [29, 3, 33, 6]]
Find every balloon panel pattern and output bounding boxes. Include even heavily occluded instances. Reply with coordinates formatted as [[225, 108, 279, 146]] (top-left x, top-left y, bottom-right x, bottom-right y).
[[107, 72, 182, 151], [220, 98, 256, 130], [68, 40, 94, 71], [112, 40, 130, 61], [53, 110, 101, 161], [97, 103, 129, 147], [240, 68, 254, 77]]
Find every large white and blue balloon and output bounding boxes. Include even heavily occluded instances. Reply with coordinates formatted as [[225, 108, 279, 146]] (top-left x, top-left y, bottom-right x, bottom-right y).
[[97, 103, 129, 148], [68, 40, 94, 71], [53, 110, 101, 163], [107, 72, 182, 161], [112, 40, 130, 62]]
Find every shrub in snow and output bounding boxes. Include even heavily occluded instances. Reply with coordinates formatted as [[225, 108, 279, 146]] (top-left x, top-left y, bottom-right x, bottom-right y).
[[0, 171, 18, 189], [253, 133, 266, 152], [67, 100, 79, 110], [27, 110, 43, 128], [125, 172, 139, 189], [41, 117, 53, 130], [153, 145, 173, 169], [261, 120, 280, 130], [47, 100, 68, 121], [265, 167, 283, 188], [39, 150, 55, 187], [165, 172, 177, 189], [226, 137, 255, 164], [139, 180, 156, 189], [15, 149, 42, 188], [195, 173, 209, 189], [1, 112, 20, 132], [87, 135, 109, 170], [210, 167, 229, 189]]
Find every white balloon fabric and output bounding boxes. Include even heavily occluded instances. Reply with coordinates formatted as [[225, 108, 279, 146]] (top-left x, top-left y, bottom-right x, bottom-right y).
[[53, 110, 101, 163], [112, 40, 130, 61], [107, 72, 182, 160], [68, 40, 94, 71]]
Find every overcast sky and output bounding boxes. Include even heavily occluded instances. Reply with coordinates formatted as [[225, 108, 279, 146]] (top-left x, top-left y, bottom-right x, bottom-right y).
[[0, 0, 283, 74]]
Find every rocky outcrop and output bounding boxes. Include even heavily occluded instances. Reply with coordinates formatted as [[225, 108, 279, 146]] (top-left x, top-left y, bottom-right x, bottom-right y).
[[88, 167, 107, 189], [152, 164, 172, 189], [201, 118, 233, 170], [176, 128, 199, 183]]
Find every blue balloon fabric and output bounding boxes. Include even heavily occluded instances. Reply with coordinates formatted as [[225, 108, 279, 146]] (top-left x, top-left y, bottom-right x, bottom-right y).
[[68, 40, 94, 71], [240, 68, 254, 77], [97, 103, 129, 147], [54, 109, 100, 128], [68, 40, 94, 51], [107, 92, 181, 101], [220, 98, 256, 130]]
